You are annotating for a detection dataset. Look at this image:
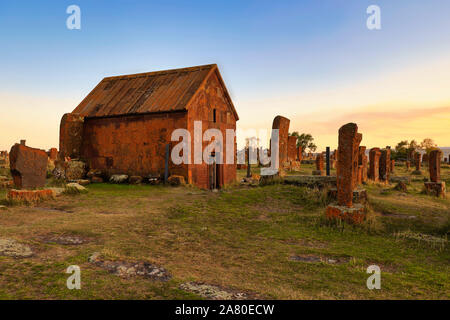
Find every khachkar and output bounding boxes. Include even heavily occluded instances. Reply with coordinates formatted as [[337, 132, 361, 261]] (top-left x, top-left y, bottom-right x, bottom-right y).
[[326, 123, 365, 224], [424, 150, 446, 198], [368, 148, 381, 182], [412, 152, 422, 175], [358, 146, 368, 184], [312, 153, 324, 176], [379, 147, 391, 183], [272, 116, 290, 167]]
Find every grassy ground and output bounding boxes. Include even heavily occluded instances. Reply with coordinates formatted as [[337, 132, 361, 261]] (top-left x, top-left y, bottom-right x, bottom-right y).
[[0, 163, 448, 299]]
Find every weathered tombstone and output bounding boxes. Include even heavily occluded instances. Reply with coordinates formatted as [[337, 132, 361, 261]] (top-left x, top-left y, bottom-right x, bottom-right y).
[[368, 148, 381, 181], [287, 135, 297, 162], [9, 143, 47, 189], [422, 153, 429, 166], [412, 152, 422, 175], [271, 116, 290, 169], [297, 146, 303, 162], [48, 148, 58, 161], [424, 150, 446, 197], [312, 153, 324, 176], [246, 147, 252, 178], [358, 146, 368, 184], [59, 113, 85, 159], [326, 123, 365, 223], [326, 147, 330, 176], [379, 147, 391, 183]]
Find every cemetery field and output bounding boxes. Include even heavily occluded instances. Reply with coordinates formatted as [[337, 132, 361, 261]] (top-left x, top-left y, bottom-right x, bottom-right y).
[[0, 164, 449, 300]]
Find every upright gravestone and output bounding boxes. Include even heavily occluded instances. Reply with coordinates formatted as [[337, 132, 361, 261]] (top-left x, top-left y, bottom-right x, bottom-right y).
[[424, 150, 446, 197], [326, 147, 330, 176], [412, 152, 422, 175], [368, 148, 381, 182], [326, 123, 365, 224], [379, 147, 391, 183], [271, 116, 290, 170], [9, 143, 48, 189], [358, 146, 367, 184], [246, 147, 252, 178], [312, 153, 324, 176]]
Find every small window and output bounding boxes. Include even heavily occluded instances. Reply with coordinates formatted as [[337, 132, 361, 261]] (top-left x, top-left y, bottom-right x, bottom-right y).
[[213, 109, 217, 123]]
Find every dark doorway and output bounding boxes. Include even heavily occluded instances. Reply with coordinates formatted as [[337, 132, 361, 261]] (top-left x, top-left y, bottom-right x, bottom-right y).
[[209, 152, 222, 190]]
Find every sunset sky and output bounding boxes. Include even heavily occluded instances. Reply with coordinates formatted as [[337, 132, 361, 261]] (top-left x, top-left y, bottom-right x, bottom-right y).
[[1, 0, 449, 153]]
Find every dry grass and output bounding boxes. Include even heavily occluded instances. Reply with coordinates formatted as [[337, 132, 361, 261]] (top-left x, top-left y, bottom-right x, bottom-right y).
[[0, 163, 448, 300]]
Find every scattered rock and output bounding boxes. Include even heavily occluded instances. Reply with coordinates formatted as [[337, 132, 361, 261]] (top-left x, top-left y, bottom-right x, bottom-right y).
[[290, 254, 350, 264], [110, 175, 129, 184], [88, 252, 101, 263], [394, 181, 408, 192], [65, 160, 87, 181], [390, 176, 411, 184], [0, 239, 33, 258], [0, 205, 8, 211], [48, 187, 65, 196], [91, 176, 104, 183], [87, 169, 103, 179], [65, 183, 88, 193], [0, 180, 14, 189], [129, 176, 143, 184], [167, 175, 186, 186], [88, 254, 170, 281], [290, 255, 321, 263], [147, 175, 161, 185], [42, 234, 89, 245], [179, 282, 254, 300], [73, 179, 90, 186]]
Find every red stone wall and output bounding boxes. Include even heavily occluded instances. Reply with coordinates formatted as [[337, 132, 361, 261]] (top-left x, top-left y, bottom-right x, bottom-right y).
[[186, 71, 237, 189], [80, 112, 188, 178]]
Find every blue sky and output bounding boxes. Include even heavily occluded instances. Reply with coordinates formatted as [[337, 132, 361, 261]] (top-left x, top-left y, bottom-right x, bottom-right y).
[[1, 0, 450, 151]]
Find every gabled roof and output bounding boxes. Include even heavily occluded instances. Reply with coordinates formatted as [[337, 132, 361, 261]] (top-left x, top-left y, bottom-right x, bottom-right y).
[[72, 64, 238, 120]]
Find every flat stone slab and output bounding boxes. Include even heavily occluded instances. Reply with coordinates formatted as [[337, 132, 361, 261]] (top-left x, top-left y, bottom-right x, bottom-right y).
[[7, 189, 55, 203], [390, 176, 412, 184], [283, 175, 336, 188], [88, 253, 170, 281], [290, 254, 349, 264], [42, 234, 89, 245], [0, 239, 33, 258], [424, 182, 446, 198], [180, 282, 256, 300]]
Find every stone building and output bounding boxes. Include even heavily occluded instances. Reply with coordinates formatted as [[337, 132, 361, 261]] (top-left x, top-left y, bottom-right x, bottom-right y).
[[59, 64, 239, 189]]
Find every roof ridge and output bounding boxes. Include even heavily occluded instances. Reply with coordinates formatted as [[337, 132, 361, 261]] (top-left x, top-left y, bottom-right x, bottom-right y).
[[102, 64, 217, 80]]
